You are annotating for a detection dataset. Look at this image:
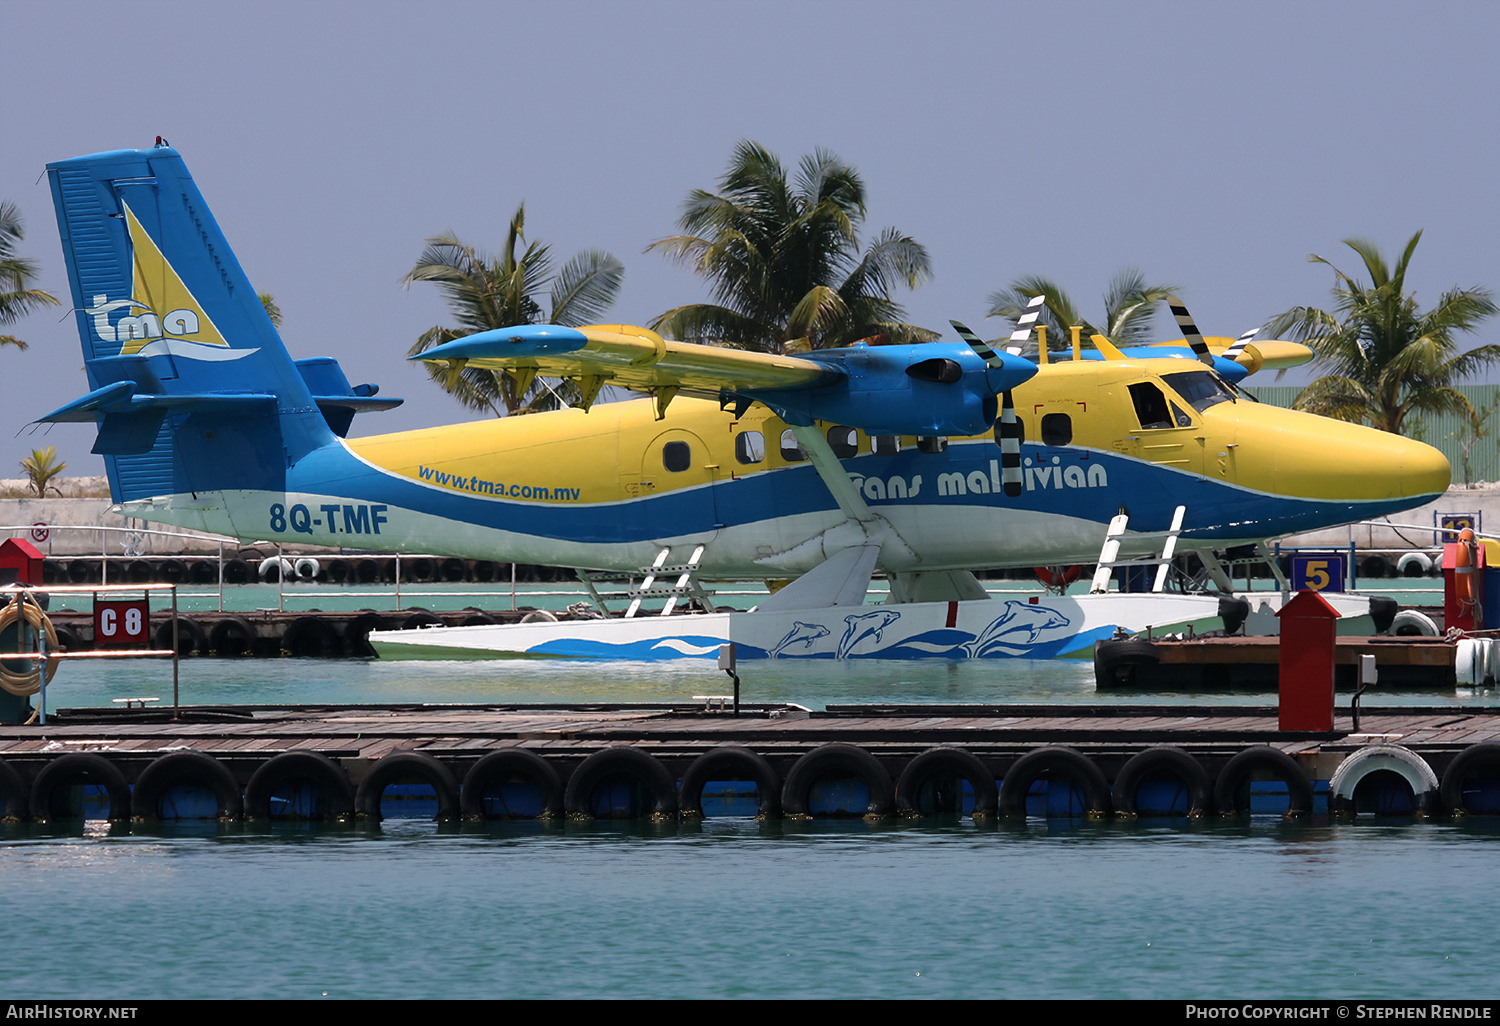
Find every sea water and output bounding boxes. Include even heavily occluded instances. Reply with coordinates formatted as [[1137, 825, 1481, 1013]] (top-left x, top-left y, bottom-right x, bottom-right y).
[[6, 652, 1500, 1000]]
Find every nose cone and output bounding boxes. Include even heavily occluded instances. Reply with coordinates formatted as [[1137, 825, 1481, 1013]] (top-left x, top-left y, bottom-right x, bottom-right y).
[[1226, 404, 1450, 508]]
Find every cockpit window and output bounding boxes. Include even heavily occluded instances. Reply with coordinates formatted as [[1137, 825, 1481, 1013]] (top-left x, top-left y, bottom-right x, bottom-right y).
[[1128, 382, 1173, 430], [1162, 370, 1236, 413]]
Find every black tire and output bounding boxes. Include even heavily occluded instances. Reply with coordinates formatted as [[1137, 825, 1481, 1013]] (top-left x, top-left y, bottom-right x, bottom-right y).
[[30, 753, 131, 823], [895, 746, 998, 819], [998, 746, 1111, 819], [1093, 638, 1160, 688], [210, 616, 258, 657], [406, 558, 436, 583], [132, 752, 243, 821], [153, 616, 207, 656], [189, 561, 218, 584], [1212, 746, 1314, 818], [401, 611, 444, 631], [222, 559, 252, 584], [0, 758, 28, 820], [1111, 746, 1211, 818], [1440, 742, 1500, 815], [51, 623, 84, 653], [243, 752, 354, 821], [563, 746, 678, 821], [354, 752, 460, 822], [281, 615, 345, 657], [344, 612, 390, 658], [459, 612, 498, 627], [781, 743, 894, 819], [679, 745, 782, 819], [439, 558, 468, 582], [461, 749, 564, 820]]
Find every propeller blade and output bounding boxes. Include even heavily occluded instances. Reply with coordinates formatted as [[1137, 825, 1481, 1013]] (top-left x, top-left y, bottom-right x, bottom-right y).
[[1223, 328, 1258, 362], [1167, 295, 1214, 366], [951, 294, 1045, 367], [997, 389, 1023, 497]]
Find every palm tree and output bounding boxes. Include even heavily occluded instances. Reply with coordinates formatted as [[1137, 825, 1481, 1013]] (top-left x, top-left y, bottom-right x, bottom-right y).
[[648, 141, 935, 354], [1267, 232, 1499, 434], [405, 205, 624, 416], [987, 268, 1178, 353], [20, 447, 66, 497], [259, 294, 283, 328], [0, 202, 61, 350]]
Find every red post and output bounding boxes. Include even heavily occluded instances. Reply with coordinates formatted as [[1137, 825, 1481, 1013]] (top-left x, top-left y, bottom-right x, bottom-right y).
[[1275, 591, 1342, 732]]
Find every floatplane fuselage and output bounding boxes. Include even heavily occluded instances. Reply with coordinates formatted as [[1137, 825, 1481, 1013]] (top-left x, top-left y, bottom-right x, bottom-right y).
[[38, 143, 1451, 659]]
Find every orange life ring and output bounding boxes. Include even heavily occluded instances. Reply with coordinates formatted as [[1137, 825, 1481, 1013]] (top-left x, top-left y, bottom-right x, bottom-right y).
[[1034, 565, 1084, 589], [1455, 528, 1478, 607]]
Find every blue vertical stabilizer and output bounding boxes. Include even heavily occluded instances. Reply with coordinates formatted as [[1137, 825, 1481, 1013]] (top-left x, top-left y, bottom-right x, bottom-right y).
[[44, 143, 336, 503]]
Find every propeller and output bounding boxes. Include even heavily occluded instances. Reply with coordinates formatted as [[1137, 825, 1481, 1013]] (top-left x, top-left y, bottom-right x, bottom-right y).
[[1166, 295, 1215, 367], [950, 295, 1043, 498]]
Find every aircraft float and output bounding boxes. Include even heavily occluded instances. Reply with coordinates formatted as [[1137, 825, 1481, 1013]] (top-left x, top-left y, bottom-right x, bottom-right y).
[[36, 142, 1452, 661]]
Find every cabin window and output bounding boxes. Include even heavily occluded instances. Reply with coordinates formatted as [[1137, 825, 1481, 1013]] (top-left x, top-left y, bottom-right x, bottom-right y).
[[992, 417, 1025, 449], [779, 429, 808, 462], [827, 425, 858, 458], [1162, 370, 1235, 413], [872, 434, 901, 456], [1127, 382, 1174, 430], [917, 436, 948, 454], [735, 431, 765, 465], [1040, 413, 1072, 446], [662, 441, 692, 472]]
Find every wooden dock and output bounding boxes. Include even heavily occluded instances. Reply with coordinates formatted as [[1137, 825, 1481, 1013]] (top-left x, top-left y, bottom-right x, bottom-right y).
[[2, 701, 1499, 823]]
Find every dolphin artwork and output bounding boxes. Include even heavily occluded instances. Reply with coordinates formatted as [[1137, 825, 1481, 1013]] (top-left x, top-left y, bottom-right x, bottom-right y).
[[767, 621, 831, 659], [836, 610, 903, 658], [962, 601, 1072, 658]]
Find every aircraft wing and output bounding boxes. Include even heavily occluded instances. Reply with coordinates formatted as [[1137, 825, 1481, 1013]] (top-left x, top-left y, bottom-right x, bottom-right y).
[[414, 322, 1038, 436], [414, 324, 836, 394], [1156, 336, 1314, 372]]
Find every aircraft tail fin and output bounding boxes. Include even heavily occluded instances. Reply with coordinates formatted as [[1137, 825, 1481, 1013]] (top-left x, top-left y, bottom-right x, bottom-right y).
[[43, 142, 338, 504]]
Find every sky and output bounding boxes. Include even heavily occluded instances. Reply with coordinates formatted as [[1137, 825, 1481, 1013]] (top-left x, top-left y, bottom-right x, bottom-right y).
[[3, 0, 1498, 481]]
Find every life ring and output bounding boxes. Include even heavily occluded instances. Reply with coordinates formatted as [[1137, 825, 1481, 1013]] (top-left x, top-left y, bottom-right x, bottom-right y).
[[1093, 638, 1160, 689], [209, 616, 258, 657], [998, 746, 1111, 819], [0, 594, 59, 696], [460, 749, 565, 820], [0, 758, 29, 821], [153, 616, 207, 656], [1390, 610, 1439, 637], [563, 746, 678, 821], [1439, 742, 1500, 815], [1110, 746, 1212, 818], [132, 752, 243, 822], [281, 615, 344, 657], [1034, 565, 1083, 590], [1212, 746, 1314, 818], [1328, 744, 1438, 817], [257, 556, 293, 583], [894, 746, 998, 819], [354, 752, 461, 822], [1454, 528, 1480, 610], [678, 745, 782, 820], [30, 753, 131, 823], [243, 752, 355, 822], [293, 557, 320, 581], [781, 743, 894, 820]]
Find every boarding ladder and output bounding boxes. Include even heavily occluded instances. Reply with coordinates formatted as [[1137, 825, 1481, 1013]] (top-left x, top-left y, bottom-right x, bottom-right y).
[[575, 545, 714, 618], [1089, 507, 1289, 595]]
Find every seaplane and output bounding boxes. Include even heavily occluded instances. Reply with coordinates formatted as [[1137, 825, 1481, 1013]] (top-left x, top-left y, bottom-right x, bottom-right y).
[[36, 142, 1452, 661]]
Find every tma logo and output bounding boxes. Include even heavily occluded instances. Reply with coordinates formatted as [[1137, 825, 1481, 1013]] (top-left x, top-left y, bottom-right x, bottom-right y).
[[86, 294, 201, 344]]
